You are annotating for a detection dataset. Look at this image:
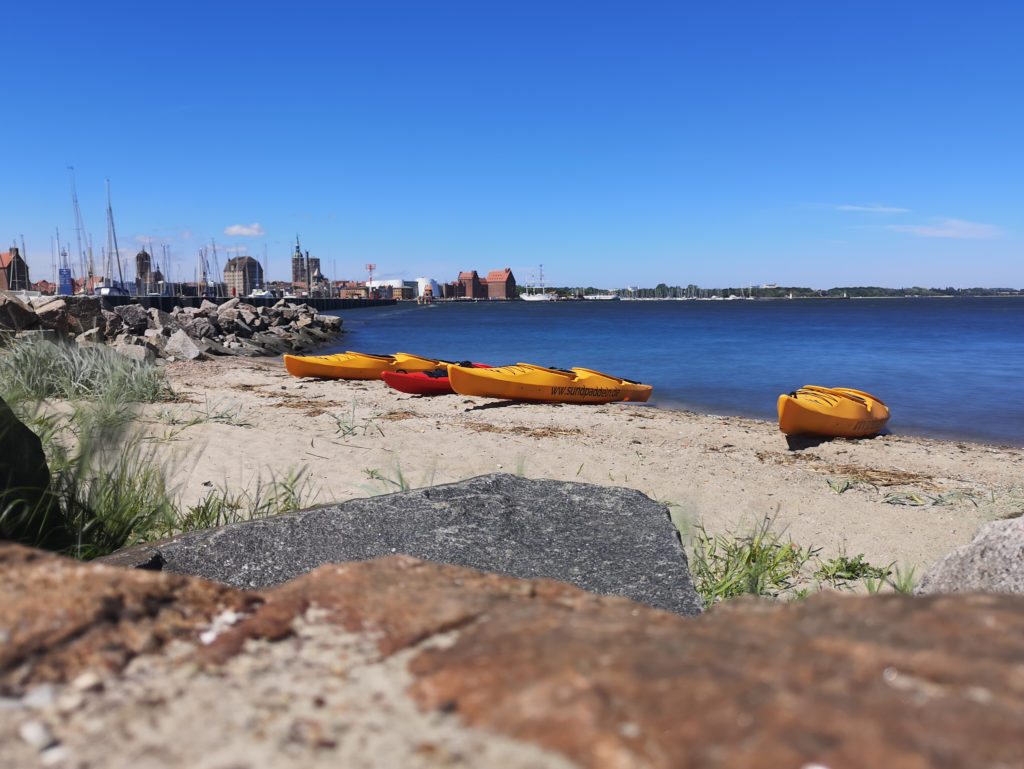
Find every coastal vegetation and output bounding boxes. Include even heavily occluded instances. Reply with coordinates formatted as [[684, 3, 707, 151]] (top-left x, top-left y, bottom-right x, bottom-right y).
[[0, 336, 177, 556], [0, 335, 312, 557], [685, 515, 917, 606], [0, 336, 172, 407]]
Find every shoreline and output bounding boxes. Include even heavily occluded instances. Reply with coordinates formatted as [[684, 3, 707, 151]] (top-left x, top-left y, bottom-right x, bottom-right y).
[[328, 297, 1024, 450], [145, 355, 1023, 582], [647, 393, 1024, 451]]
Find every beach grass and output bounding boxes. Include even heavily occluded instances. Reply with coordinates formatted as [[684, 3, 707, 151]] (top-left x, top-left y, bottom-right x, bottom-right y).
[[1, 336, 180, 555], [0, 337, 183, 555], [814, 552, 890, 586], [686, 515, 920, 606], [176, 467, 317, 532], [0, 335, 172, 406], [688, 515, 818, 606], [1, 337, 325, 555]]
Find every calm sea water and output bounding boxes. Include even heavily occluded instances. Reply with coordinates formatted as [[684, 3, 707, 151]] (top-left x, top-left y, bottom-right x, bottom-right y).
[[320, 297, 1024, 447]]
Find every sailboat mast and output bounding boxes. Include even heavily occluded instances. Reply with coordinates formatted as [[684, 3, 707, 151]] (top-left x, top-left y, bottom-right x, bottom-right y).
[[106, 180, 125, 285], [68, 167, 86, 284], [210, 239, 221, 297]]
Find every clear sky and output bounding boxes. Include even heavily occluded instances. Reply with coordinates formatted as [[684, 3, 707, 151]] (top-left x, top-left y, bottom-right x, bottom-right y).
[[3, 1, 1021, 290]]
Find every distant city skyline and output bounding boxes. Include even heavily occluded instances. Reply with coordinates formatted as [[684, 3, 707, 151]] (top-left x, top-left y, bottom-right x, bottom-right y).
[[3, 2, 1021, 291]]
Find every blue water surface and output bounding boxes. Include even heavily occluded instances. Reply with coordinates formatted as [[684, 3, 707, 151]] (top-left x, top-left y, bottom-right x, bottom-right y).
[[320, 297, 1024, 447]]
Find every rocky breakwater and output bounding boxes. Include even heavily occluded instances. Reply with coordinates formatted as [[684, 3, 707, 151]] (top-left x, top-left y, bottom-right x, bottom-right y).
[[0, 291, 343, 362]]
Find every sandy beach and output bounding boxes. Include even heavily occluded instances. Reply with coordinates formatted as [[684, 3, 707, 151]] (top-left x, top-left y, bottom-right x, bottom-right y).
[[144, 356, 1023, 581]]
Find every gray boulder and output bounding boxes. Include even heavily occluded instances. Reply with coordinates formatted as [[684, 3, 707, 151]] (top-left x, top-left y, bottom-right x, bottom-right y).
[[916, 516, 1024, 595], [75, 327, 104, 346], [320, 314, 343, 331], [226, 317, 254, 338], [249, 331, 294, 354], [102, 308, 123, 337], [0, 292, 40, 331], [148, 307, 179, 335], [190, 316, 220, 339], [163, 328, 203, 360], [63, 295, 107, 334], [113, 303, 150, 335], [112, 340, 156, 364], [32, 298, 70, 335], [100, 474, 703, 616]]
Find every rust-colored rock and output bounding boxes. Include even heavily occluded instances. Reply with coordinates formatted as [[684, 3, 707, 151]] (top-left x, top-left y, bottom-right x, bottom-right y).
[[198, 553, 640, 664], [409, 589, 1024, 768], [4, 544, 1024, 768], [201, 555, 1024, 768], [0, 543, 259, 694]]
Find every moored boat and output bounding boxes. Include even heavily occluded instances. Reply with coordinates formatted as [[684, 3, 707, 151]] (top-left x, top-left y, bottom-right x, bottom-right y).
[[284, 351, 443, 380], [382, 362, 490, 396], [777, 385, 889, 438], [447, 362, 652, 404]]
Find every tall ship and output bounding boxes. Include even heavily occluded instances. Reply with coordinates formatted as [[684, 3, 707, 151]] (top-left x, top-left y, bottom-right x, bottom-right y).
[[521, 264, 556, 301]]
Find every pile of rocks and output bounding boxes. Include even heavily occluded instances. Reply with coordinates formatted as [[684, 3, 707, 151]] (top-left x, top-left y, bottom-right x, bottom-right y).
[[0, 292, 342, 362]]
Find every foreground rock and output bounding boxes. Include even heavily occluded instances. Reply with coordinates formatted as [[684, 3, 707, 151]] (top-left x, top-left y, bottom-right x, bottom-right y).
[[0, 397, 64, 549], [4, 544, 1024, 769], [100, 474, 702, 616], [0, 292, 343, 359], [916, 516, 1024, 595]]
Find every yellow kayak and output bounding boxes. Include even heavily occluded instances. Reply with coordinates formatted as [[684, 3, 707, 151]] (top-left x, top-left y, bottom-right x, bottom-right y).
[[283, 351, 443, 380], [777, 385, 889, 438], [447, 362, 652, 404]]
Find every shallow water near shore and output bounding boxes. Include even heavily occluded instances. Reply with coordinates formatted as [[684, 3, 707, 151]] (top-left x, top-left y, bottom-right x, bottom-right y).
[[322, 296, 1024, 447]]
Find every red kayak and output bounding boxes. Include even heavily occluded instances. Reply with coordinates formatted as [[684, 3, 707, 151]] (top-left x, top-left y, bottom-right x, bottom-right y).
[[382, 362, 490, 396]]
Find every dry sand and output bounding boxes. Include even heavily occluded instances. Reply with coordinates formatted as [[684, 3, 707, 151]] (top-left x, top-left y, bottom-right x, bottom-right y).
[[141, 356, 1024, 580]]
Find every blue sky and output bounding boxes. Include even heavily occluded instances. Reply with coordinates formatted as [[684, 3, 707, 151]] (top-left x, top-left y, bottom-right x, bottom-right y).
[[3, 1, 1021, 290]]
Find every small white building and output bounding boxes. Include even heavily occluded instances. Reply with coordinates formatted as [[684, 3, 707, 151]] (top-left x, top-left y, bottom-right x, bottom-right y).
[[416, 277, 440, 298], [367, 279, 419, 300]]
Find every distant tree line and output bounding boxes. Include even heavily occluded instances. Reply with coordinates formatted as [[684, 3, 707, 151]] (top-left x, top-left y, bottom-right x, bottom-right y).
[[531, 285, 1023, 299]]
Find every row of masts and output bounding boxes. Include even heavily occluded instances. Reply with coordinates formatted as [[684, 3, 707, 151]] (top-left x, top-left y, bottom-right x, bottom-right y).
[[54, 171, 268, 296], [62, 167, 127, 292]]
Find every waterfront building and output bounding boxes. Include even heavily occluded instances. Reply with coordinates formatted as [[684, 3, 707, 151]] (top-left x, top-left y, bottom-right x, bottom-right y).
[[136, 249, 152, 286], [457, 270, 484, 298], [366, 279, 417, 300], [416, 277, 440, 299], [450, 267, 517, 299], [289, 237, 329, 294], [485, 268, 516, 299], [0, 247, 31, 291], [290, 239, 305, 285], [223, 255, 264, 297]]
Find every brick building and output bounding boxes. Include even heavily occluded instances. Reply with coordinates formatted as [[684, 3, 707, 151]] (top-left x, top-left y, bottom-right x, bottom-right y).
[[485, 268, 516, 299], [451, 268, 517, 299], [457, 271, 484, 298]]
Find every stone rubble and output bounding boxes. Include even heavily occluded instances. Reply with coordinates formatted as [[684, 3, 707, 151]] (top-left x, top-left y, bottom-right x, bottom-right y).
[[0, 291, 343, 361]]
